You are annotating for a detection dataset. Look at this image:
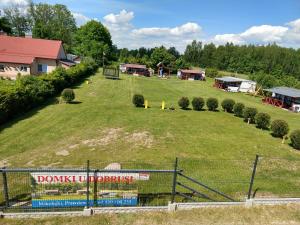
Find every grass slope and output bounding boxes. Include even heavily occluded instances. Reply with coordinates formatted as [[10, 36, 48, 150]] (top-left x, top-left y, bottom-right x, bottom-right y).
[[0, 71, 299, 198]]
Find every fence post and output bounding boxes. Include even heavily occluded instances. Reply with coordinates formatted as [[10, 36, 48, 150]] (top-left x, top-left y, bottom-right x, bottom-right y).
[[86, 160, 90, 208], [247, 155, 259, 199], [2, 167, 9, 208], [93, 169, 98, 207], [171, 157, 178, 203]]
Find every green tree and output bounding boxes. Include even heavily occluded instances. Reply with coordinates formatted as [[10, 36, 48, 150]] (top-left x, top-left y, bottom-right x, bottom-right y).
[[0, 17, 12, 34], [4, 5, 30, 36], [28, 3, 77, 51], [73, 20, 112, 64], [150, 46, 176, 69], [184, 40, 202, 66]]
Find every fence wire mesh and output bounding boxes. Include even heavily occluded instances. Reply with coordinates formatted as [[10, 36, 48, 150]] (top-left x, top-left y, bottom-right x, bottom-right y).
[[0, 156, 299, 212]]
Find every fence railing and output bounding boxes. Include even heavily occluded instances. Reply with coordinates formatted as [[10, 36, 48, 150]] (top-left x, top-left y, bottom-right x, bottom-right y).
[[0, 156, 299, 212]]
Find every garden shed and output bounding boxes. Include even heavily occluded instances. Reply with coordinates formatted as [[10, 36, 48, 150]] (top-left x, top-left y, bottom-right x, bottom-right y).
[[178, 69, 205, 80], [122, 63, 150, 77], [214, 76, 256, 93], [157, 62, 171, 77], [263, 87, 300, 112]]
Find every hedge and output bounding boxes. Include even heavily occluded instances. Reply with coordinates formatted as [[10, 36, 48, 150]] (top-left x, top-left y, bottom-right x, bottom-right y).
[[0, 58, 98, 124]]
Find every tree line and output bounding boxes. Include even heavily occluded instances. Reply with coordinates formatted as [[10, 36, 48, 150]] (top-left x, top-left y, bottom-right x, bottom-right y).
[[184, 41, 300, 88]]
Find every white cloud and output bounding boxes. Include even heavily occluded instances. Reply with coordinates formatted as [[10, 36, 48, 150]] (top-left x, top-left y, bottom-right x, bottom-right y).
[[132, 22, 201, 37], [72, 12, 91, 27], [104, 9, 134, 24], [212, 23, 296, 47], [0, 0, 29, 6], [103, 10, 202, 52], [214, 34, 245, 45], [240, 25, 288, 42]]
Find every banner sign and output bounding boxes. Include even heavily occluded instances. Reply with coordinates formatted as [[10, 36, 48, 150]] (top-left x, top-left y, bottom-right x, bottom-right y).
[[30, 172, 150, 208]]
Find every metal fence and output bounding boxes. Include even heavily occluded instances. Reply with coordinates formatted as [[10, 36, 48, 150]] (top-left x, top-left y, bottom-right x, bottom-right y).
[[0, 156, 299, 212]]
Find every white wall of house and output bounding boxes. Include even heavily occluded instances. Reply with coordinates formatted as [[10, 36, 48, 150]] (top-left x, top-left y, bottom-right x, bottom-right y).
[[0, 63, 30, 79]]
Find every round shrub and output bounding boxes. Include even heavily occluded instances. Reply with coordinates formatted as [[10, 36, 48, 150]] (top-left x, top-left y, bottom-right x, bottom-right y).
[[206, 98, 218, 111], [271, 120, 289, 138], [255, 112, 271, 129], [178, 97, 190, 109], [290, 130, 300, 150], [192, 97, 205, 111], [221, 99, 235, 113], [233, 103, 245, 117], [61, 88, 75, 103], [132, 94, 144, 107], [243, 107, 258, 123]]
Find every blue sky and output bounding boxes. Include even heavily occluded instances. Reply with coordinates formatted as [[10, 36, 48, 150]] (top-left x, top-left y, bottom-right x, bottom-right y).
[[1, 0, 300, 51]]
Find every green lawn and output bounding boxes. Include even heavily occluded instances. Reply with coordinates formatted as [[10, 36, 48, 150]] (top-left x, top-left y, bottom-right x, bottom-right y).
[[0, 71, 299, 199]]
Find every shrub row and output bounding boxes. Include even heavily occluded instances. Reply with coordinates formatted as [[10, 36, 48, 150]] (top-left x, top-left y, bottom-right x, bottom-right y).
[[132, 94, 299, 150], [0, 58, 98, 124]]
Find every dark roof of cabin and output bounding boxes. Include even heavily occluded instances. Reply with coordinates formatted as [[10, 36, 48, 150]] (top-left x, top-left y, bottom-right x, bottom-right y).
[[264, 87, 300, 98]]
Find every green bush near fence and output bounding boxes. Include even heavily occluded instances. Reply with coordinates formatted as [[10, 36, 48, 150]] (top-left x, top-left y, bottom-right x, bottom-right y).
[[206, 97, 218, 111], [192, 97, 205, 111], [271, 120, 289, 138], [255, 112, 271, 129], [178, 97, 190, 109], [0, 58, 98, 124], [233, 103, 245, 117], [61, 89, 75, 103], [290, 130, 300, 150], [221, 99, 235, 113], [132, 94, 145, 107], [243, 107, 257, 123]]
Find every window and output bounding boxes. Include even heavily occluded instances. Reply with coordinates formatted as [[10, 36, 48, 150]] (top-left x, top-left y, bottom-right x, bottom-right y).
[[0, 65, 4, 72], [20, 66, 27, 72], [38, 64, 47, 73]]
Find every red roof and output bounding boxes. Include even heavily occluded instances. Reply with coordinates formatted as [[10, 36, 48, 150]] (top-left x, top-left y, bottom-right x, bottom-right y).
[[181, 69, 204, 74], [0, 36, 64, 64], [124, 64, 147, 69]]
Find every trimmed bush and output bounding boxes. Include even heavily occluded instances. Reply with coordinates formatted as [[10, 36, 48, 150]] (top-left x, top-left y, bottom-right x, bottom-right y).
[[255, 112, 271, 129], [206, 98, 218, 111], [233, 103, 245, 117], [290, 130, 300, 150], [271, 120, 289, 138], [132, 94, 144, 107], [221, 99, 235, 113], [178, 97, 190, 109], [192, 97, 205, 111], [243, 107, 257, 123], [61, 88, 75, 103]]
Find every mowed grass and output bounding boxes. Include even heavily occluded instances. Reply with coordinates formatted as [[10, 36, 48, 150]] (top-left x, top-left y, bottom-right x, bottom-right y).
[[2, 204, 300, 225], [0, 71, 299, 198]]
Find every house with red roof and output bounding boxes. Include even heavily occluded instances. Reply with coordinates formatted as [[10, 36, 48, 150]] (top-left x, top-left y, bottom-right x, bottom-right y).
[[0, 35, 75, 79]]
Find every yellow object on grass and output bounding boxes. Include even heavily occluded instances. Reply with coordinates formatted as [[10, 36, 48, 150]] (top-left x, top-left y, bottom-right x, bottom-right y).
[[144, 100, 148, 109], [161, 101, 165, 110]]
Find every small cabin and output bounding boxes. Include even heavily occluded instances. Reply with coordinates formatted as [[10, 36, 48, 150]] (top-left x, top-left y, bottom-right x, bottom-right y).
[[122, 63, 150, 77], [263, 87, 300, 112], [157, 62, 171, 77], [178, 69, 205, 81], [214, 76, 256, 93]]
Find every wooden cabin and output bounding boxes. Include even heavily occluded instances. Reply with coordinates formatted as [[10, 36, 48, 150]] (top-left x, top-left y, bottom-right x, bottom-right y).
[[157, 62, 171, 77], [263, 87, 300, 112], [214, 76, 256, 93], [122, 63, 150, 77], [178, 69, 205, 80]]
